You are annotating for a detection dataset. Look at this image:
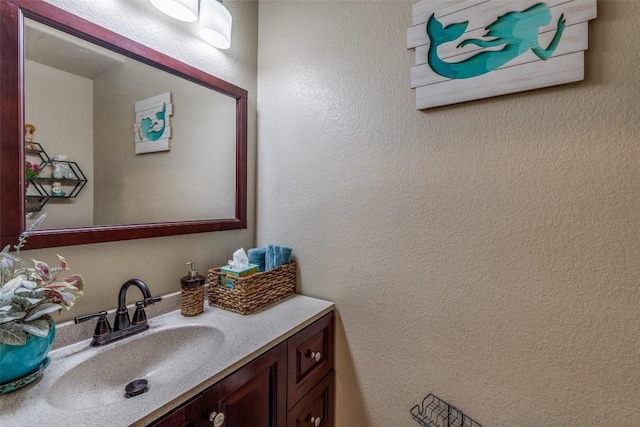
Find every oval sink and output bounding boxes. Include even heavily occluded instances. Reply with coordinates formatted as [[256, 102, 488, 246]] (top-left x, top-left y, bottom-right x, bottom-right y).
[[46, 325, 223, 410]]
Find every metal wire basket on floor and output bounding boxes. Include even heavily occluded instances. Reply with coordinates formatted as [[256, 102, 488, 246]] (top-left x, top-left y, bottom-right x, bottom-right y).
[[410, 394, 481, 427]]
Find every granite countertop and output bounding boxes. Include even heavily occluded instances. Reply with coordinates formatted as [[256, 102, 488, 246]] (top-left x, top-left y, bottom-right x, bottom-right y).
[[0, 294, 334, 426]]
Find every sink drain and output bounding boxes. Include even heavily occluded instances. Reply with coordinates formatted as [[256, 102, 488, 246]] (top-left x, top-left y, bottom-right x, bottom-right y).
[[125, 379, 149, 398]]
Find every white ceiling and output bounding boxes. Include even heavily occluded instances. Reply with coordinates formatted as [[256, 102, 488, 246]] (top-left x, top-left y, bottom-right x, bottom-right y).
[[25, 19, 125, 80]]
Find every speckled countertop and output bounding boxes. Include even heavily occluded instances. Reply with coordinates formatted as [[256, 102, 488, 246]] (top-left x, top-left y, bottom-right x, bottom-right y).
[[0, 295, 334, 427]]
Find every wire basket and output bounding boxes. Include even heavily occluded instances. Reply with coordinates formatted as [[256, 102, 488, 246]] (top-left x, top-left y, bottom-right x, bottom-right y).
[[410, 394, 481, 427]]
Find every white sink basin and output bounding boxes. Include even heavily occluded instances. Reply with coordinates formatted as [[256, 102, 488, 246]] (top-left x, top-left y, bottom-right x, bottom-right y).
[[46, 325, 223, 410]]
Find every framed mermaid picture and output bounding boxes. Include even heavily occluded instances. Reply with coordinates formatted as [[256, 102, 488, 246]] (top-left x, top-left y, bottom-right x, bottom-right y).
[[407, 0, 597, 109], [134, 92, 173, 154]]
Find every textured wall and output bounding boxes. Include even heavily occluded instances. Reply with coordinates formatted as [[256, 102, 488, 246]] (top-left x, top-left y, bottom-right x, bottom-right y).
[[257, 1, 640, 425], [24, 0, 259, 322], [92, 59, 236, 224], [25, 60, 94, 228]]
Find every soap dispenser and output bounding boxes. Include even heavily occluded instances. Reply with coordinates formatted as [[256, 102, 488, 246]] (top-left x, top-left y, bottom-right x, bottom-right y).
[[181, 260, 206, 317]]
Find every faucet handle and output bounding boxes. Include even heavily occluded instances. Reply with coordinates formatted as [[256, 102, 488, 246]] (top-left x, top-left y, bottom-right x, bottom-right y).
[[74, 311, 112, 341], [132, 301, 148, 325], [75, 310, 108, 325], [143, 296, 162, 306]]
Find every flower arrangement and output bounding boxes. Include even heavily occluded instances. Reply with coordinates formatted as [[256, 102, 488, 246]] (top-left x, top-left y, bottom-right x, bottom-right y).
[[0, 215, 84, 345], [25, 161, 41, 183]]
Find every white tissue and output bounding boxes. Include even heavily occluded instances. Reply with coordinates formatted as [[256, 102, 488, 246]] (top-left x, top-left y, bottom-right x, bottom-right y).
[[228, 248, 249, 270]]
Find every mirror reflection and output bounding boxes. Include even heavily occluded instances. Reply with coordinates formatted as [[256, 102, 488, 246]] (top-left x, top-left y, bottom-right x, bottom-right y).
[[24, 18, 237, 230]]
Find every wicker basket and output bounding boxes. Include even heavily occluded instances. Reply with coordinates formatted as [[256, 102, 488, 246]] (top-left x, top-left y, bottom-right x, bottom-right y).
[[207, 261, 296, 315]]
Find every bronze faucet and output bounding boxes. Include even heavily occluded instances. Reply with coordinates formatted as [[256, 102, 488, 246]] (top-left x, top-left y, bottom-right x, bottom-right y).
[[75, 279, 162, 346]]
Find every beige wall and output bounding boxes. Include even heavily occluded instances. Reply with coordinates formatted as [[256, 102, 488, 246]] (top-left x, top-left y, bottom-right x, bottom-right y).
[[93, 58, 236, 225], [25, 60, 94, 228], [257, 1, 640, 426], [23, 0, 258, 320]]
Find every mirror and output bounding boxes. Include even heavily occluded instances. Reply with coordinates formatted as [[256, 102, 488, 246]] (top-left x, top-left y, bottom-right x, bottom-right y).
[[0, 0, 248, 250]]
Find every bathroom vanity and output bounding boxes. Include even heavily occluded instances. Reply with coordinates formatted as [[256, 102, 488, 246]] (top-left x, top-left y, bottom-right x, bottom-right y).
[[0, 295, 334, 427], [150, 310, 334, 427]]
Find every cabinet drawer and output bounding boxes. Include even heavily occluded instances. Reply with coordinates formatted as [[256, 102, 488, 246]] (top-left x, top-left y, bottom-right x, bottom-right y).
[[287, 312, 334, 409], [287, 371, 334, 427]]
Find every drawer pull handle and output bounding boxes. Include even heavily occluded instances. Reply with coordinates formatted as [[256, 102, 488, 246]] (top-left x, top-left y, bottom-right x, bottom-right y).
[[309, 351, 322, 362], [310, 416, 322, 426], [209, 411, 225, 427]]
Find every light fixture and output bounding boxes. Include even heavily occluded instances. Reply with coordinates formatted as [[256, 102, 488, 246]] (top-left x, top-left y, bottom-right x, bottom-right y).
[[150, 0, 199, 23], [199, 0, 232, 50]]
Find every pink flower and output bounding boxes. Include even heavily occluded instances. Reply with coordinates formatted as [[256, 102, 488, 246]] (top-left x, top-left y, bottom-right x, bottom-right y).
[[25, 161, 41, 181]]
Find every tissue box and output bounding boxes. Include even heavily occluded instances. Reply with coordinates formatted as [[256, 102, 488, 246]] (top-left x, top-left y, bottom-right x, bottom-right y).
[[219, 264, 259, 289]]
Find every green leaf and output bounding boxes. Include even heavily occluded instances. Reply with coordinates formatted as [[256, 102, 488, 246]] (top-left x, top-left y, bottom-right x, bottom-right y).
[[0, 312, 26, 323], [0, 306, 26, 324], [20, 279, 38, 290], [0, 277, 23, 295], [0, 322, 27, 345], [0, 293, 12, 307], [20, 319, 51, 337], [24, 302, 62, 321], [25, 296, 44, 305], [13, 286, 33, 296]]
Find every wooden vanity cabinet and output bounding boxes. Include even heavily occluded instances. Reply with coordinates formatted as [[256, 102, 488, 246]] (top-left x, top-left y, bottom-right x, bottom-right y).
[[201, 342, 287, 427], [149, 396, 203, 427], [149, 311, 334, 427]]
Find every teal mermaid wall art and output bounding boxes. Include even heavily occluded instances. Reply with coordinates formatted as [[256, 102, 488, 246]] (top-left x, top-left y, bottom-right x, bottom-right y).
[[139, 103, 167, 142], [427, 3, 566, 79], [134, 92, 172, 153]]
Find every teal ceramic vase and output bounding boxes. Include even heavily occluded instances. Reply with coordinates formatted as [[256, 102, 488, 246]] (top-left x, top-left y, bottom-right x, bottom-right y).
[[0, 316, 55, 386]]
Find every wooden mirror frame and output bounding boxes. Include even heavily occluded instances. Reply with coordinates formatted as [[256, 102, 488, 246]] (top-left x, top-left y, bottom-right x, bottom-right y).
[[0, 0, 247, 250]]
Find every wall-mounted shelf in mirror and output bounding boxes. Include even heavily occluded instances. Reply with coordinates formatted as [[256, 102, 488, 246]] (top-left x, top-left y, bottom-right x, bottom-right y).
[[25, 140, 88, 211], [0, 0, 248, 249]]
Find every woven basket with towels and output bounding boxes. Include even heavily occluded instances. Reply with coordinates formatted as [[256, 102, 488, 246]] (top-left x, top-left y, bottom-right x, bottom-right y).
[[207, 261, 296, 315]]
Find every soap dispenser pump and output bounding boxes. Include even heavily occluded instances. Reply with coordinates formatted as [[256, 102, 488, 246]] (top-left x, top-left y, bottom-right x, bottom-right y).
[[181, 260, 205, 317]]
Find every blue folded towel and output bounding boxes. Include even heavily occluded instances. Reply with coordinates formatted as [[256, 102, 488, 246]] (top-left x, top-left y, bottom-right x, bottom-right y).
[[248, 247, 267, 272], [266, 244, 293, 271], [248, 245, 292, 272]]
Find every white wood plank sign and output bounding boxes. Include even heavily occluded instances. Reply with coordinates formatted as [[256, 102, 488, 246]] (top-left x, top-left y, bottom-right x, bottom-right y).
[[407, 0, 597, 109], [134, 92, 173, 154]]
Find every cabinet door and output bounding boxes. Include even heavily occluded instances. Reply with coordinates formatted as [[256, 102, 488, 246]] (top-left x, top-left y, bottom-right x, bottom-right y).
[[287, 371, 334, 427], [287, 312, 334, 409], [202, 342, 287, 427], [149, 395, 203, 427]]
